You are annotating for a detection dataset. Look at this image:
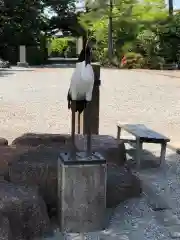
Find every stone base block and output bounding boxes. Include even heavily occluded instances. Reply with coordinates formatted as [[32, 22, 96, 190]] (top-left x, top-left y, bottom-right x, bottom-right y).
[[17, 62, 29, 67], [58, 152, 106, 233]]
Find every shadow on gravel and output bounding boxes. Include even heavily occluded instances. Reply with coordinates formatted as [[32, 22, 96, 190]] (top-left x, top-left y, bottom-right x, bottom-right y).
[[0, 68, 34, 77], [134, 69, 180, 79], [126, 143, 179, 170], [33, 64, 76, 69], [7, 68, 34, 72], [126, 147, 162, 169], [0, 69, 14, 77]]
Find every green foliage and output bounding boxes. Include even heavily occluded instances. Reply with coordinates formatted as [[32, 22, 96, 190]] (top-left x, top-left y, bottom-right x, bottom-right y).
[[144, 56, 165, 69], [79, 0, 176, 69], [0, 0, 46, 46], [27, 46, 47, 65], [0, 0, 78, 63], [49, 38, 68, 55], [48, 37, 76, 57], [121, 52, 145, 69], [155, 14, 180, 63], [43, 0, 75, 15], [0, 0, 178, 68]]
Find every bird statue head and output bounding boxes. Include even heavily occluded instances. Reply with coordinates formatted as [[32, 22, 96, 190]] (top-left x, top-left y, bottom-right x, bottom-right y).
[[78, 40, 92, 66]]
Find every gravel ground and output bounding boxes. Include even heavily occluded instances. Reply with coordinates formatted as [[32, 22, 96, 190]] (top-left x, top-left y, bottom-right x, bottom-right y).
[[1, 67, 180, 239], [0, 67, 180, 145], [46, 197, 170, 240]]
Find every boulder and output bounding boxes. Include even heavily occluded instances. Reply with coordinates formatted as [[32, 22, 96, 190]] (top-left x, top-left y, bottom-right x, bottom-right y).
[[8, 133, 76, 214], [100, 141, 127, 167], [75, 134, 127, 166], [9, 134, 137, 213], [8, 146, 67, 215], [75, 135, 118, 151], [106, 164, 142, 208], [0, 138, 8, 146], [12, 133, 70, 147], [0, 182, 51, 240], [0, 146, 30, 177]]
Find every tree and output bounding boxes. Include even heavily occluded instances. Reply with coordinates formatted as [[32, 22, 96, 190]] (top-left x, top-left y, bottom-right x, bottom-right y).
[[0, 0, 79, 47], [0, 0, 83, 64], [43, 0, 76, 15], [0, 0, 47, 46], [168, 0, 173, 16], [78, 0, 169, 67]]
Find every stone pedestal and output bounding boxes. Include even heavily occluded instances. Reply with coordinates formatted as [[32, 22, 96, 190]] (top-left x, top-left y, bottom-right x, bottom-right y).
[[17, 45, 29, 67], [58, 151, 106, 233]]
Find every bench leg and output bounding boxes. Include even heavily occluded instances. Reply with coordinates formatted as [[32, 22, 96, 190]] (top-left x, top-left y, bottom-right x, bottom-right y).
[[160, 142, 167, 167], [135, 139, 142, 169], [117, 126, 121, 140]]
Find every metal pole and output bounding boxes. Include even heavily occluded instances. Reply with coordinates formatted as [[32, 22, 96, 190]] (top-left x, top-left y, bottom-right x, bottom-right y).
[[71, 101, 76, 160], [108, 0, 113, 60], [86, 102, 92, 156]]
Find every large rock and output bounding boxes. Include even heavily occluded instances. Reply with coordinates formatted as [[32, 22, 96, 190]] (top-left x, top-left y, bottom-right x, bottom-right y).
[[100, 142, 127, 167], [0, 138, 8, 146], [75, 135, 118, 151], [75, 134, 127, 166], [8, 146, 67, 215], [9, 134, 135, 213], [0, 182, 51, 240], [8, 133, 76, 214], [12, 133, 70, 147], [0, 146, 30, 177], [106, 164, 142, 208]]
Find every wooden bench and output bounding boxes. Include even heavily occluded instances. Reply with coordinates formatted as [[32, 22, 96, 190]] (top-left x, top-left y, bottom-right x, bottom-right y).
[[117, 123, 170, 169]]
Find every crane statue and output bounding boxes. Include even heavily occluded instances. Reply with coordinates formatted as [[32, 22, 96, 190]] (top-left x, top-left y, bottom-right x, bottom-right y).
[[67, 41, 94, 158]]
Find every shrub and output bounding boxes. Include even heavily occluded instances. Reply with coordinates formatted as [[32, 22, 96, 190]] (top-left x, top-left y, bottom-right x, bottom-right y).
[[121, 52, 145, 69], [27, 46, 47, 65], [65, 40, 77, 58], [0, 46, 19, 64], [144, 56, 165, 69], [93, 47, 107, 63], [48, 38, 68, 57]]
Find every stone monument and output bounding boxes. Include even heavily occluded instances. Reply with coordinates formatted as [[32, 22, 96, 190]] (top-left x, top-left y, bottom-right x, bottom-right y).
[[17, 45, 29, 67]]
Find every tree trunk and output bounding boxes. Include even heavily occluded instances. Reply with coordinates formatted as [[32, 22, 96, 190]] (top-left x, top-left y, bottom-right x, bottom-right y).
[[169, 0, 173, 16]]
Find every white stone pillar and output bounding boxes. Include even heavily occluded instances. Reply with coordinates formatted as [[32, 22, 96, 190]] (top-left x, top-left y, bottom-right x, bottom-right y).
[[17, 45, 29, 67]]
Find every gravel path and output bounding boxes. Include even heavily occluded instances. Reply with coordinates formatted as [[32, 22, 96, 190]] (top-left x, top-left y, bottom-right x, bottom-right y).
[[1, 67, 180, 239], [0, 67, 180, 146], [47, 197, 170, 240]]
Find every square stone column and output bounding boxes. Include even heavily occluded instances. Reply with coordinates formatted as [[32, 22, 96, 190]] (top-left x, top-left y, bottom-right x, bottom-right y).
[[58, 151, 106, 233], [17, 45, 29, 67]]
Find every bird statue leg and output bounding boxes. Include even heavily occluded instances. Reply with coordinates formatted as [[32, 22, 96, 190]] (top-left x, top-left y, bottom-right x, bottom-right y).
[[67, 89, 71, 109], [78, 112, 81, 134]]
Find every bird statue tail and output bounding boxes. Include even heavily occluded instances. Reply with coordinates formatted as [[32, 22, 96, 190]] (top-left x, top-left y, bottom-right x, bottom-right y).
[[67, 90, 87, 114]]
